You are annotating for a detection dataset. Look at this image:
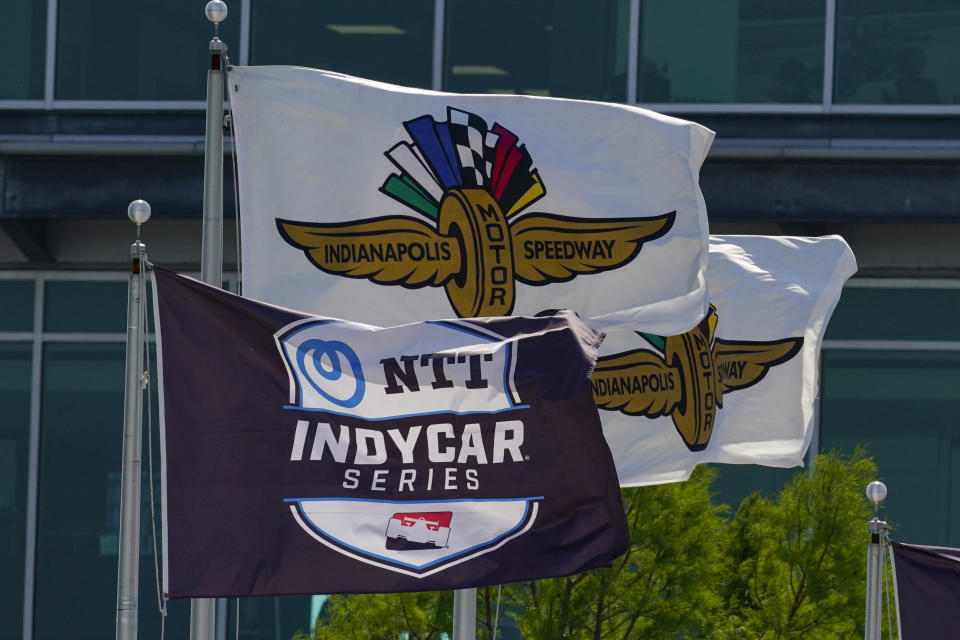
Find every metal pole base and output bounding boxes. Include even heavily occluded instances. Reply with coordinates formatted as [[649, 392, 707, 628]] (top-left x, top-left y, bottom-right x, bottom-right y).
[[191, 599, 217, 640], [453, 588, 477, 640]]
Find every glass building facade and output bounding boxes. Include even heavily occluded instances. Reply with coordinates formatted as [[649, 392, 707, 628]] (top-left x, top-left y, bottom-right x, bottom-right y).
[[1, 0, 958, 638], [2, 0, 958, 108], [0, 275, 313, 640]]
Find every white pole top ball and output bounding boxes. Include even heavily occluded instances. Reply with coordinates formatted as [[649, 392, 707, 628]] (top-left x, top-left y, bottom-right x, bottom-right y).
[[127, 199, 151, 225], [866, 481, 887, 506], [205, 1, 228, 24]]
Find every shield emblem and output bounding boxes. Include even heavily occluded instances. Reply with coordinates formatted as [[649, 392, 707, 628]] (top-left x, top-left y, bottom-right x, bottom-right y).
[[287, 497, 541, 577]]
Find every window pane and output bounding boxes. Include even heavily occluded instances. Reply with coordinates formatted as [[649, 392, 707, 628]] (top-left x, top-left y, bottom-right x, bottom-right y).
[[639, 0, 824, 103], [0, 343, 31, 640], [34, 343, 189, 640], [0, 0, 46, 99], [444, 0, 629, 101], [55, 0, 241, 100], [44, 281, 127, 333], [35, 343, 123, 639], [820, 350, 960, 545], [250, 0, 433, 89], [0, 281, 35, 332], [826, 287, 960, 342], [34, 339, 306, 640], [835, 0, 960, 105]]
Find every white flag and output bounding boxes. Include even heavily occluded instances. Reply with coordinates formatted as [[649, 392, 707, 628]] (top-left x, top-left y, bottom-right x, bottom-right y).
[[592, 235, 857, 486], [228, 66, 713, 333]]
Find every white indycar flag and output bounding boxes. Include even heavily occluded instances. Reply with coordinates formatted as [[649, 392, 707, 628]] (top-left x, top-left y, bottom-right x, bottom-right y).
[[229, 66, 713, 334], [592, 235, 857, 486]]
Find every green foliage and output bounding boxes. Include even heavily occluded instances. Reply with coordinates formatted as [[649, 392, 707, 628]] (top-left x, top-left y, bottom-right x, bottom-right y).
[[509, 466, 728, 640], [718, 449, 876, 640], [301, 591, 453, 640], [295, 451, 878, 640]]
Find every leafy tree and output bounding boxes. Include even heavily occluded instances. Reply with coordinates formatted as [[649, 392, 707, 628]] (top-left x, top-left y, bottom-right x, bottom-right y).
[[508, 466, 729, 639], [295, 451, 879, 640], [298, 591, 452, 640], [718, 449, 876, 639], [478, 585, 521, 640]]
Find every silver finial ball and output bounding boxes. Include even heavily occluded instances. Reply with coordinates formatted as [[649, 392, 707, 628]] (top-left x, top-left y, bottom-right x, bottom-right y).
[[128, 199, 151, 225], [205, 1, 228, 24], [866, 481, 887, 505]]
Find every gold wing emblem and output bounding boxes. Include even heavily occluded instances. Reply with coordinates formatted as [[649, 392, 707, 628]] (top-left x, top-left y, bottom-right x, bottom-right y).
[[591, 348, 681, 417], [713, 337, 803, 397], [510, 212, 675, 284], [277, 217, 462, 288]]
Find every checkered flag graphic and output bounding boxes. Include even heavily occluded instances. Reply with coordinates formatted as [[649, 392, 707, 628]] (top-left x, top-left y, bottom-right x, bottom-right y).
[[483, 129, 499, 183], [449, 108, 498, 189]]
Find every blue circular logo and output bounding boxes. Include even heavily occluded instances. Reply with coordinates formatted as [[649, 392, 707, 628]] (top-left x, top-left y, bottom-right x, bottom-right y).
[[296, 339, 365, 408]]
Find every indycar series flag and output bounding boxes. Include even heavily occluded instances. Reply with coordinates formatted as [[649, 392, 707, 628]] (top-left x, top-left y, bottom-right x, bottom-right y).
[[151, 267, 628, 597], [890, 541, 960, 639], [593, 235, 857, 486], [228, 65, 713, 334]]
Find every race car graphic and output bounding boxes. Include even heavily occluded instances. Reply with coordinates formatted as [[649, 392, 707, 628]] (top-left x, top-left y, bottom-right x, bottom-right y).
[[385, 511, 453, 551]]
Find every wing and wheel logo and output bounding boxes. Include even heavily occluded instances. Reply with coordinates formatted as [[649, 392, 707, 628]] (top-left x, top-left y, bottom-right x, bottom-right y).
[[591, 306, 802, 451], [277, 107, 675, 318]]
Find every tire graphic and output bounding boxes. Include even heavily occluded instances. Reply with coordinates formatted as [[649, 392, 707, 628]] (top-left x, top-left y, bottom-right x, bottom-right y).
[[665, 332, 718, 451], [437, 188, 515, 317]]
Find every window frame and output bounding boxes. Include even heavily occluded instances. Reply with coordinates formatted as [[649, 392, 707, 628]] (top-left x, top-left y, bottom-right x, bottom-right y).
[[812, 277, 960, 465], [0, 270, 236, 640], [1, 0, 959, 113]]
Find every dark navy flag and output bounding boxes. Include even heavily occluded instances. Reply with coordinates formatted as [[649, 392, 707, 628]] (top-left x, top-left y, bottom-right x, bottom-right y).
[[890, 541, 960, 639], [151, 267, 628, 598]]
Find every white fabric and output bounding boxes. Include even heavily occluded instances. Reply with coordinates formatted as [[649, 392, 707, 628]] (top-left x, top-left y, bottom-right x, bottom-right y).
[[229, 65, 713, 334], [600, 235, 857, 486]]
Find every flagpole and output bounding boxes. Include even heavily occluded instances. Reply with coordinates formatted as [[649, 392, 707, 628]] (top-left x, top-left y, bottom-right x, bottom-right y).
[[116, 200, 151, 640], [191, 3, 228, 639], [453, 589, 476, 640], [864, 481, 887, 640]]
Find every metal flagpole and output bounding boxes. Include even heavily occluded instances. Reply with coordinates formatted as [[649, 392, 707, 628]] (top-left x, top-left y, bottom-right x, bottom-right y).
[[116, 200, 152, 640], [201, 0, 227, 289], [191, 2, 228, 639], [864, 481, 888, 640], [453, 589, 477, 640]]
